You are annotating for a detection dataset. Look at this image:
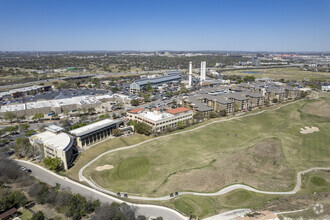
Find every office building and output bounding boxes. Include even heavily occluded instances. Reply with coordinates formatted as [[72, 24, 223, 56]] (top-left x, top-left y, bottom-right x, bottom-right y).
[[29, 125, 74, 170], [70, 119, 123, 148]]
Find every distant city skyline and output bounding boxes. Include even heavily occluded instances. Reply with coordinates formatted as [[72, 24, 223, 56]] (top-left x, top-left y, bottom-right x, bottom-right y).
[[1, 0, 330, 52]]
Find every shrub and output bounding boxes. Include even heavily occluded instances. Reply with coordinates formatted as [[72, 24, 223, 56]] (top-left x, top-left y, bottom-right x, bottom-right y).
[[43, 157, 63, 172], [130, 99, 139, 106], [134, 123, 151, 136], [112, 129, 123, 137]]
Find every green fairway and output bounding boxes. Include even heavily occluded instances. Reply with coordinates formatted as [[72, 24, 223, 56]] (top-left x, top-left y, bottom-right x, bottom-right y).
[[227, 67, 330, 81], [310, 176, 326, 186], [170, 190, 280, 218], [64, 134, 150, 181], [84, 95, 330, 197], [118, 157, 150, 179]]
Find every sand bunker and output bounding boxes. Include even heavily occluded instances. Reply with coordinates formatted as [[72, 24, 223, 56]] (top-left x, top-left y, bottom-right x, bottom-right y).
[[300, 126, 319, 134], [95, 165, 114, 171]]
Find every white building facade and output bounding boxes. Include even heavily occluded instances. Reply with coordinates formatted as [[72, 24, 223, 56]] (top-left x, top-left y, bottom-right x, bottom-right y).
[[127, 107, 193, 132], [29, 125, 74, 170]]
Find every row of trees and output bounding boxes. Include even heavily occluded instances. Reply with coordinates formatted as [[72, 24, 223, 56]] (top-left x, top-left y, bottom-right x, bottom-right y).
[[222, 74, 256, 83], [0, 123, 31, 136], [29, 182, 100, 220], [1, 111, 45, 122]]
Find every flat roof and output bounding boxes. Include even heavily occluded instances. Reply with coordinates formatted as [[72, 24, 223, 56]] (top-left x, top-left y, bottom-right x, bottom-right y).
[[0, 94, 104, 113], [138, 111, 173, 122], [70, 119, 121, 137], [31, 131, 72, 151], [134, 74, 181, 86], [45, 125, 65, 133], [0, 103, 26, 112]]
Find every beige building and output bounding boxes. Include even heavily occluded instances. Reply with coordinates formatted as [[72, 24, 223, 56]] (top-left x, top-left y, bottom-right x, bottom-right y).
[[198, 94, 234, 113], [70, 119, 123, 148], [182, 96, 214, 118], [127, 107, 193, 132], [244, 92, 264, 108], [29, 125, 74, 170]]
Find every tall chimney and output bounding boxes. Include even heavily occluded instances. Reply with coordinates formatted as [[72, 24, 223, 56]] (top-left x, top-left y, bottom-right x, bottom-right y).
[[200, 61, 206, 85], [188, 61, 192, 87], [202, 61, 206, 80]]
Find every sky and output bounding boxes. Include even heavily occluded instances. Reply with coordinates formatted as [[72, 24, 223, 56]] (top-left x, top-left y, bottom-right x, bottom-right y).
[[0, 0, 330, 52]]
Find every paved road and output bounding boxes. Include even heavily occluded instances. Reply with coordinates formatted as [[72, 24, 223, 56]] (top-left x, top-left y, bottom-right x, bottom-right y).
[[79, 99, 330, 201], [16, 160, 188, 220]]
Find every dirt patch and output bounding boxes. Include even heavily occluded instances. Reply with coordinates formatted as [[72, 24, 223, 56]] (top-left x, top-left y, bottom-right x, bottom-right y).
[[260, 170, 330, 214], [300, 126, 319, 134], [302, 100, 330, 118], [95, 164, 114, 171], [249, 138, 283, 158], [155, 138, 295, 194]]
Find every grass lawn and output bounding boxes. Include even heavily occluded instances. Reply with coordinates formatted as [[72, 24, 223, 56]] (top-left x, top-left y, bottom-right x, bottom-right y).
[[18, 208, 33, 220], [64, 134, 150, 181], [84, 94, 330, 197], [171, 190, 279, 218], [134, 170, 330, 219], [226, 67, 330, 81]]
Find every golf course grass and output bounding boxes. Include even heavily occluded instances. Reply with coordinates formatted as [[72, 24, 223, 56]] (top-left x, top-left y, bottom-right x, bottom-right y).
[[83, 94, 330, 198], [133, 169, 330, 219], [64, 134, 150, 180], [227, 67, 330, 81], [117, 157, 150, 179]]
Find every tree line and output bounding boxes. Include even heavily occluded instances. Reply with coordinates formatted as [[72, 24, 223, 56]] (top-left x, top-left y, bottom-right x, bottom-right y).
[[0, 155, 156, 220]]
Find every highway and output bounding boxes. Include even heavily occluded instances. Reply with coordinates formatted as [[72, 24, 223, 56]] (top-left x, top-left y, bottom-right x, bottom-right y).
[[16, 160, 188, 220]]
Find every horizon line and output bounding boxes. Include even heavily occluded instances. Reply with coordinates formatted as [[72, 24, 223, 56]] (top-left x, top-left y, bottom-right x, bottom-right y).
[[1, 49, 330, 54]]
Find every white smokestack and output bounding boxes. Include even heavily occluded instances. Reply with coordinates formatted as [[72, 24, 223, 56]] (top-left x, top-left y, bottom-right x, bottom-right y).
[[202, 61, 206, 80], [200, 61, 206, 85], [188, 61, 192, 87]]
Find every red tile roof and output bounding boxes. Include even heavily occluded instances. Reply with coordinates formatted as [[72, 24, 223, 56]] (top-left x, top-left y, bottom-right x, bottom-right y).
[[166, 107, 191, 114], [154, 108, 161, 111], [128, 108, 144, 114]]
